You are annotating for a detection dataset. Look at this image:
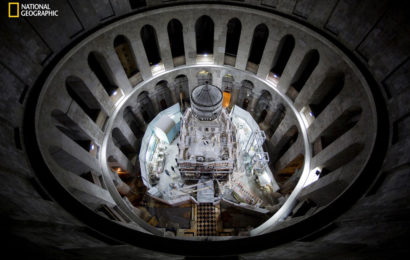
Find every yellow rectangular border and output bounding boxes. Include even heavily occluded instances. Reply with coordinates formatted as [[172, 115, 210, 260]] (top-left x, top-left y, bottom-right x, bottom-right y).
[[8, 2, 19, 18]]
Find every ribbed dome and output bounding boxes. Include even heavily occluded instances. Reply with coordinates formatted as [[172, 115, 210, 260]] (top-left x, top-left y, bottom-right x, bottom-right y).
[[191, 83, 223, 107], [190, 83, 223, 121]]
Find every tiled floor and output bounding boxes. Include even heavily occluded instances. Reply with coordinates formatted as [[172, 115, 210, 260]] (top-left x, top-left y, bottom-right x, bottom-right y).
[[196, 203, 217, 236]]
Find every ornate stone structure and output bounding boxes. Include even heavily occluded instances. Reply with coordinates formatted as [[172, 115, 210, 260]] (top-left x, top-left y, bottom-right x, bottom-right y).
[[177, 84, 236, 180]]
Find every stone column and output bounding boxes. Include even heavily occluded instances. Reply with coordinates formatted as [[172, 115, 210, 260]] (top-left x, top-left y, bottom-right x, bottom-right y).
[[248, 90, 262, 115], [104, 47, 132, 95], [107, 140, 136, 176], [256, 30, 282, 79], [116, 121, 138, 149], [259, 109, 276, 131], [269, 112, 293, 148], [67, 102, 104, 145], [182, 16, 196, 65], [54, 132, 101, 173], [168, 82, 179, 104], [155, 24, 174, 70], [148, 92, 160, 113], [131, 107, 147, 129], [213, 17, 227, 65], [128, 31, 153, 80], [73, 59, 114, 116], [62, 171, 116, 209], [277, 42, 306, 95], [187, 73, 197, 93], [235, 19, 258, 70], [231, 82, 241, 106], [293, 61, 328, 111]]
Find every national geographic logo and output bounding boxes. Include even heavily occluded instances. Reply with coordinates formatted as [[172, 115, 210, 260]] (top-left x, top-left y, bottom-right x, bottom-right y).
[[8, 2, 59, 18], [8, 2, 19, 18]]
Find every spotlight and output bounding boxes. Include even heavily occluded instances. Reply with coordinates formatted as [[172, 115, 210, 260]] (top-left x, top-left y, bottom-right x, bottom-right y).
[[304, 167, 322, 187]]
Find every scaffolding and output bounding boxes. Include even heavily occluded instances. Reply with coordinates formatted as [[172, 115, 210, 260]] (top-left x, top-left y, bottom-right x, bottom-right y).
[[177, 108, 237, 181]]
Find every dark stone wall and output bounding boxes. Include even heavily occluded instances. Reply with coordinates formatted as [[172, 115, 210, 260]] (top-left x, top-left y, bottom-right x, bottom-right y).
[[0, 0, 409, 258]]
